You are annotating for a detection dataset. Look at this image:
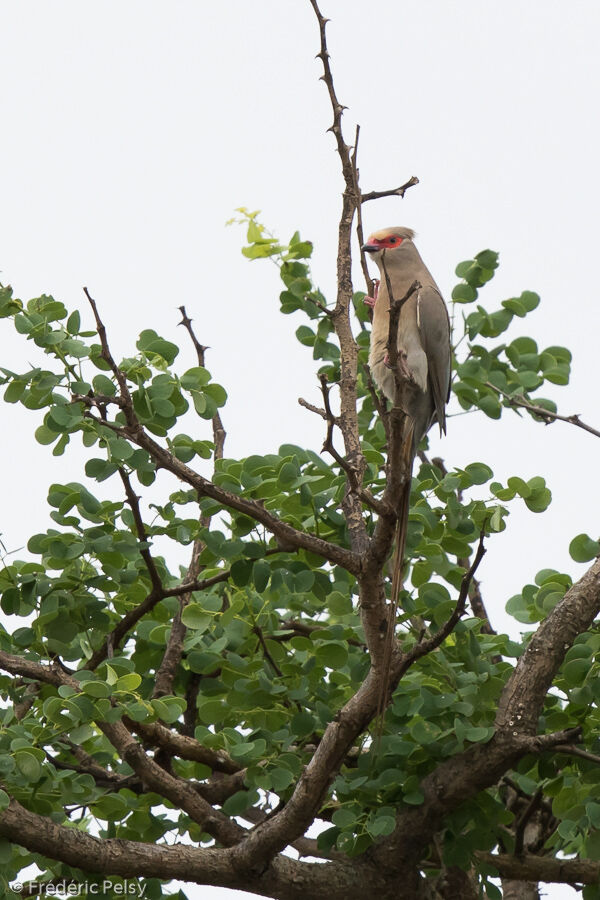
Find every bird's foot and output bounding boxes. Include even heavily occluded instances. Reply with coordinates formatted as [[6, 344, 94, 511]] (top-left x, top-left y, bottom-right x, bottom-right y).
[[364, 278, 380, 308], [385, 350, 415, 384]]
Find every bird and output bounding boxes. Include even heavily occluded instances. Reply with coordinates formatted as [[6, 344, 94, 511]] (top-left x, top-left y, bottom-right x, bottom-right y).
[[362, 226, 451, 733]]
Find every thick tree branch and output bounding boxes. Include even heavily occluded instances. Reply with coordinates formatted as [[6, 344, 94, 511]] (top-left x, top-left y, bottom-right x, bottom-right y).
[[367, 556, 600, 874], [475, 851, 600, 885], [496, 556, 600, 733], [124, 718, 240, 774], [0, 795, 391, 900], [0, 653, 243, 845], [229, 535, 487, 873], [96, 718, 244, 846]]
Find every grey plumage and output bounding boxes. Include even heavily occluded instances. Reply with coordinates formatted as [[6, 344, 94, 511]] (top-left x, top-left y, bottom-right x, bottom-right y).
[[365, 227, 451, 446]]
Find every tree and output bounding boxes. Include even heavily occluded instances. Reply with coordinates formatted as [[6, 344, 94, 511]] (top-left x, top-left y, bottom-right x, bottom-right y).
[[0, 3, 599, 899]]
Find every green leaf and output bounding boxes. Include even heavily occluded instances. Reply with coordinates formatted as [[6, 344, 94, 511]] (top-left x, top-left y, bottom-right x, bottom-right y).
[[252, 559, 270, 592], [115, 672, 142, 692], [291, 710, 316, 737], [463, 462, 493, 485], [180, 367, 210, 390], [569, 533, 600, 563], [475, 249, 499, 270], [315, 642, 348, 668], [328, 591, 352, 616], [137, 329, 179, 365], [451, 283, 477, 303], [81, 680, 112, 698], [35, 424, 59, 445], [561, 658, 590, 687], [181, 603, 213, 632], [368, 815, 396, 837], [14, 749, 41, 782]]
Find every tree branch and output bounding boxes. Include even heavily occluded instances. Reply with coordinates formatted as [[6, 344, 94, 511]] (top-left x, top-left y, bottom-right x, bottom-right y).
[[485, 381, 600, 439], [86, 569, 230, 671], [308, 0, 368, 559], [367, 555, 600, 874], [117, 467, 162, 591], [319, 374, 386, 514], [124, 717, 240, 774], [553, 743, 600, 765], [475, 851, 600, 885], [80, 294, 359, 575], [0, 794, 384, 899], [361, 176, 420, 204]]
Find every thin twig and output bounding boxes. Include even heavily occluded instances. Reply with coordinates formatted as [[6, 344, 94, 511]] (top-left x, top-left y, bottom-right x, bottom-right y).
[[304, 293, 333, 317], [308, 0, 352, 174], [78, 406, 360, 573], [83, 287, 137, 430], [362, 363, 390, 444], [276, 619, 365, 649], [351, 125, 374, 299], [360, 175, 420, 204], [400, 532, 487, 672], [178, 305, 208, 365], [318, 375, 384, 514], [298, 397, 332, 422], [86, 569, 230, 671], [485, 381, 600, 439], [253, 625, 284, 678], [553, 743, 600, 765], [118, 468, 162, 591], [513, 786, 543, 857], [154, 305, 228, 700]]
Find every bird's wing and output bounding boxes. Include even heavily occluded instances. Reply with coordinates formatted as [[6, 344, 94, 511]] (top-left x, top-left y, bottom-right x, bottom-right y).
[[416, 286, 452, 434]]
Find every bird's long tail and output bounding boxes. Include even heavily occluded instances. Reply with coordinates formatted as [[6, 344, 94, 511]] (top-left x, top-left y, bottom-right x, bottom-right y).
[[374, 428, 415, 747]]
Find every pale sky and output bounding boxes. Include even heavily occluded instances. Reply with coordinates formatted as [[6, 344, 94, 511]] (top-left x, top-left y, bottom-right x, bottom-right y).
[[2, 1, 599, 897]]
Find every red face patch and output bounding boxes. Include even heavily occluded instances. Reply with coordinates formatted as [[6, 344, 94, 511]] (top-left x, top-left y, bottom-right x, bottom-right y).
[[370, 235, 404, 249]]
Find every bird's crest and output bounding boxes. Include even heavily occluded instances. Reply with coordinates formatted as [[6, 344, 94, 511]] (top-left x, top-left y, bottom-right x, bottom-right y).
[[369, 226, 415, 242]]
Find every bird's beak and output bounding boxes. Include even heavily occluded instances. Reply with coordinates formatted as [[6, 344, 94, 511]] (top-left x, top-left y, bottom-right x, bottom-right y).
[[362, 242, 379, 254]]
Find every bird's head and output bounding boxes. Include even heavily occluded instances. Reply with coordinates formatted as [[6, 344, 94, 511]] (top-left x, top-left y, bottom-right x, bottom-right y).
[[362, 226, 415, 260]]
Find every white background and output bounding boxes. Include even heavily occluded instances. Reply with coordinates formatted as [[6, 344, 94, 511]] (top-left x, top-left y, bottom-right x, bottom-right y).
[[2, 1, 599, 897]]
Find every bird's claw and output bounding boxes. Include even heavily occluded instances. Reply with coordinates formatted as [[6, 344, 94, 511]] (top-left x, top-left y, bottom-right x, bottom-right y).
[[364, 278, 380, 308], [385, 350, 415, 384]]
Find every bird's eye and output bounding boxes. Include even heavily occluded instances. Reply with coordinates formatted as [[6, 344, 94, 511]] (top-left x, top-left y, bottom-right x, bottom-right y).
[[389, 237, 397, 243]]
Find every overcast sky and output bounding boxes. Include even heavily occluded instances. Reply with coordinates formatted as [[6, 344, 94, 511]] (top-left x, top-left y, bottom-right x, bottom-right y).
[[2, 1, 599, 897]]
